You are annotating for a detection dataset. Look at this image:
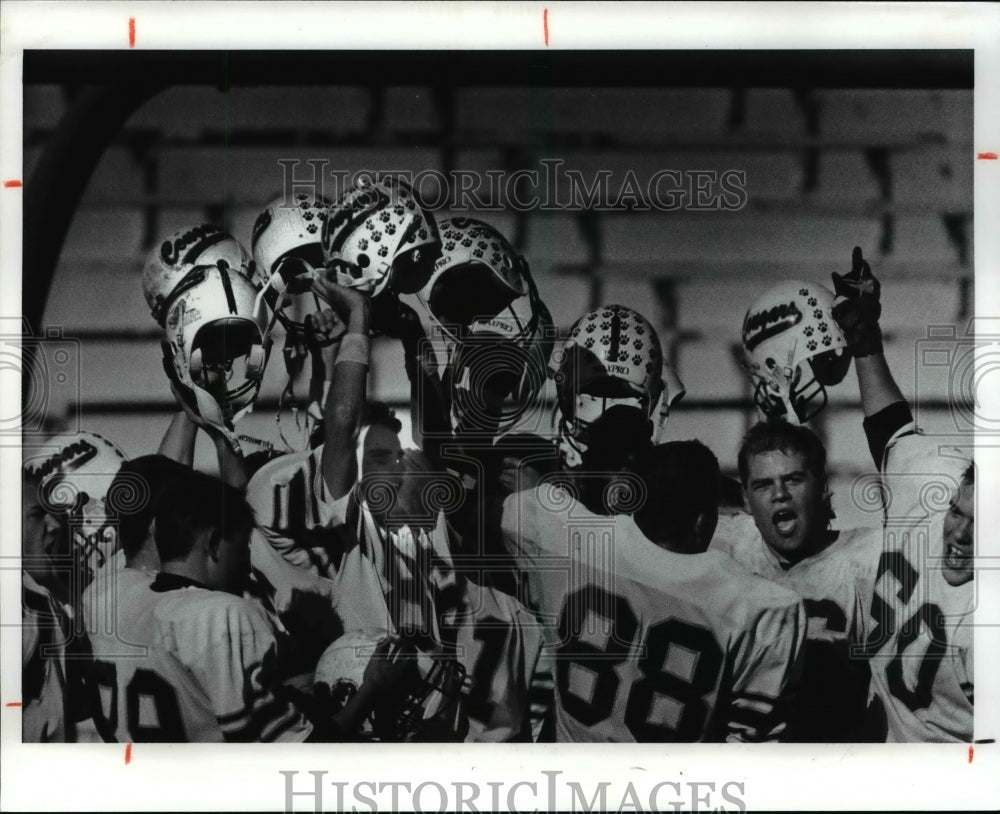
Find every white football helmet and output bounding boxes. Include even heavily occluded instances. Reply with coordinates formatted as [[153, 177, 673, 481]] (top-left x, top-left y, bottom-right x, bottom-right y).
[[322, 176, 440, 297], [549, 305, 667, 467], [417, 217, 528, 341], [448, 282, 556, 437], [163, 264, 269, 425], [742, 280, 851, 423], [143, 225, 254, 326], [313, 629, 468, 742], [250, 193, 334, 341], [24, 431, 127, 580]]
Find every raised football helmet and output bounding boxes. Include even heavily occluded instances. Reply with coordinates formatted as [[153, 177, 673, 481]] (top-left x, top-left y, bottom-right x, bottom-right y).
[[549, 305, 666, 467], [742, 280, 851, 423], [313, 629, 468, 742], [163, 263, 269, 426], [250, 193, 335, 341], [23, 431, 127, 580], [321, 175, 440, 297], [415, 218, 554, 436], [417, 218, 528, 340], [448, 282, 556, 436], [143, 225, 254, 326]]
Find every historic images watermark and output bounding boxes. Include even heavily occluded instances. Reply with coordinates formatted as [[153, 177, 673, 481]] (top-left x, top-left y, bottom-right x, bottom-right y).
[[280, 770, 748, 813], [278, 160, 749, 213]]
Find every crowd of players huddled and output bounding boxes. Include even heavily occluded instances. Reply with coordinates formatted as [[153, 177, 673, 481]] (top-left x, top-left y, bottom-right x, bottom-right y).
[[21, 178, 974, 743]]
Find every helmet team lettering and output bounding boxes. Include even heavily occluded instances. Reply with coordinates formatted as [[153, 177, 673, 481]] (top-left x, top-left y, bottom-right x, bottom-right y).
[[741, 281, 850, 423], [143, 225, 255, 327], [24, 431, 128, 581]]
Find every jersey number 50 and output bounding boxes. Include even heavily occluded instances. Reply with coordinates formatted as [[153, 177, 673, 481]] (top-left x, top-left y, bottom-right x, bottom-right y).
[[556, 587, 723, 741]]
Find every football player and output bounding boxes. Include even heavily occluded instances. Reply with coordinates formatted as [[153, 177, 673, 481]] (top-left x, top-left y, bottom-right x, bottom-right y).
[[500, 305, 680, 741], [243, 276, 386, 634], [23, 431, 128, 594], [21, 463, 75, 741], [387, 447, 545, 742], [80, 456, 190, 638], [715, 421, 884, 741], [246, 277, 455, 644], [87, 470, 410, 742], [391, 218, 559, 566], [830, 247, 973, 742], [502, 440, 807, 742]]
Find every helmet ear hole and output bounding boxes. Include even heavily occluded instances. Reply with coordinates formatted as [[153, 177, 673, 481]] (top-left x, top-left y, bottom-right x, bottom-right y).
[[810, 348, 852, 387]]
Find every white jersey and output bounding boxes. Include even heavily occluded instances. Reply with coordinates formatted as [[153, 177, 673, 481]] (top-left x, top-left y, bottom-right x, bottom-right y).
[[88, 575, 313, 743], [248, 444, 461, 649], [712, 521, 883, 740], [501, 487, 807, 742], [246, 446, 349, 578], [879, 427, 970, 527], [451, 580, 544, 742], [859, 425, 974, 742], [22, 574, 73, 742], [80, 551, 152, 640]]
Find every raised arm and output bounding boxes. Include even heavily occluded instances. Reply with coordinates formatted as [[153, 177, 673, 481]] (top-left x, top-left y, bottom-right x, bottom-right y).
[[831, 247, 913, 465], [311, 277, 371, 501], [157, 410, 197, 466], [159, 344, 248, 488]]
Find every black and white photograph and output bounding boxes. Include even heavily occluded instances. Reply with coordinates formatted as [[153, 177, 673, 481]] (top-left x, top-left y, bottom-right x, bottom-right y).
[[3, 2, 999, 811]]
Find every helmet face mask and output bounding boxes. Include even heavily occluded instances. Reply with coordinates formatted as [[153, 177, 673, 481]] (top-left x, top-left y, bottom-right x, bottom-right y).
[[314, 630, 468, 742], [550, 305, 666, 468], [448, 288, 554, 436], [742, 281, 850, 424], [251, 195, 332, 342], [23, 431, 127, 580], [415, 218, 553, 436], [164, 265, 269, 424], [554, 392, 648, 470]]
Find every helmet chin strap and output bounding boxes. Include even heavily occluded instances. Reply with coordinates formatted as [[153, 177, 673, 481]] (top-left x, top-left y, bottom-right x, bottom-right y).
[[189, 382, 244, 454], [276, 351, 310, 453], [553, 405, 586, 470]]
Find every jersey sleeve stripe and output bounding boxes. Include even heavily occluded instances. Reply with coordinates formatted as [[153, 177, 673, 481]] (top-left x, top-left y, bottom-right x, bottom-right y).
[[218, 696, 301, 742], [252, 697, 305, 739], [215, 683, 273, 726], [259, 708, 310, 743]]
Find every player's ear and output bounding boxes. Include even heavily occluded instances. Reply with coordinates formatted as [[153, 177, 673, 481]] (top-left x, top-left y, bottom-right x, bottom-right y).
[[206, 528, 222, 563]]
